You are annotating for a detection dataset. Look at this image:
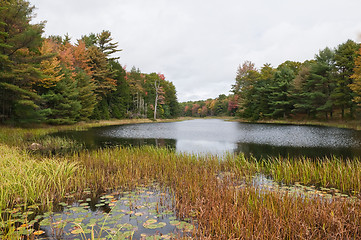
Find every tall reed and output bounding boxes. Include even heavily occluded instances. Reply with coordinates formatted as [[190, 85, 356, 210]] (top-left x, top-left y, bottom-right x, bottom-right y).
[[0, 144, 78, 209], [262, 156, 361, 194], [176, 176, 361, 239]]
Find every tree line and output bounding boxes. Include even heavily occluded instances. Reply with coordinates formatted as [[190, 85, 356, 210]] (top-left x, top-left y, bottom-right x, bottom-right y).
[[0, 0, 179, 124], [181, 40, 361, 121], [179, 94, 238, 117]]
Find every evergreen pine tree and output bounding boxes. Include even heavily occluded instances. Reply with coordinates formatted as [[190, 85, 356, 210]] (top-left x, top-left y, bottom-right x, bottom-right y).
[[42, 70, 81, 124], [333, 40, 359, 118], [267, 66, 295, 118], [0, 0, 45, 123]]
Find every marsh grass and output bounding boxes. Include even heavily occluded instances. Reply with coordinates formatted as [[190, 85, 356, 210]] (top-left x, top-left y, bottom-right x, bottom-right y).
[[71, 148, 361, 238], [28, 136, 85, 156], [1, 128, 361, 238], [0, 144, 79, 210], [0, 127, 83, 157], [180, 178, 361, 239], [231, 154, 361, 196]]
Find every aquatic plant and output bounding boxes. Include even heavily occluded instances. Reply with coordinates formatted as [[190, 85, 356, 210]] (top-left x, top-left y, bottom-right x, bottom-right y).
[[260, 156, 361, 195]]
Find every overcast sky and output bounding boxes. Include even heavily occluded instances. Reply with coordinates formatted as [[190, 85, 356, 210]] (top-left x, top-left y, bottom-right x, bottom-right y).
[[29, 0, 361, 102]]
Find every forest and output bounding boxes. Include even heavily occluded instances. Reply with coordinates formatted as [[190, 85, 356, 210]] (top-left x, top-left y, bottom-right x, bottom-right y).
[[181, 40, 361, 121], [2, 0, 361, 125], [0, 0, 179, 125]]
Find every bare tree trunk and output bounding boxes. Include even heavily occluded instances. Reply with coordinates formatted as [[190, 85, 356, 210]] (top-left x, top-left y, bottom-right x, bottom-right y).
[[145, 103, 147, 117], [154, 81, 160, 119]]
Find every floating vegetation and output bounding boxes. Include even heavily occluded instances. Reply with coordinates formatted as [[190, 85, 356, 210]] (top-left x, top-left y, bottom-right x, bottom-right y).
[[249, 174, 360, 201], [0, 185, 195, 239], [231, 153, 361, 197]]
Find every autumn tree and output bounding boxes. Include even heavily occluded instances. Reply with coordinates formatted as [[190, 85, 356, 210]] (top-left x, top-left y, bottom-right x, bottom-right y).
[[37, 39, 63, 91], [232, 61, 260, 117], [192, 103, 200, 117], [87, 45, 116, 97], [80, 31, 121, 118], [350, 45, 361, 108], [0, 1, 178, 125], [162, 80, 179, 118], [227, 95, 238, 116], [73, 40, 93, 76]]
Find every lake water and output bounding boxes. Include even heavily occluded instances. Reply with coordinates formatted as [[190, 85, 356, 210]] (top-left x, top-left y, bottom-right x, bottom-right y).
[[54, 119, 361, 159]]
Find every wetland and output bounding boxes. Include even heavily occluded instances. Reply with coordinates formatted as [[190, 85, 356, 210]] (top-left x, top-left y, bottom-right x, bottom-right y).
[[1, 119, 361, 239]]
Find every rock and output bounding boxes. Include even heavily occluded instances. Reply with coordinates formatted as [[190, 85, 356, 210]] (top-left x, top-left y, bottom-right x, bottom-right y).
[[29, 143, 43, 151]]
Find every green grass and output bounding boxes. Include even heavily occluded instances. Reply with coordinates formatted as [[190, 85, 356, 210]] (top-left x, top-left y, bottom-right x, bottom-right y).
[[0, 144, 79, 210]]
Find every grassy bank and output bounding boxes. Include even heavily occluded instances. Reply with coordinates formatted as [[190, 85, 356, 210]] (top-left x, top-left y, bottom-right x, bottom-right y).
[[1, 143, 361, 239], [0, 118, 181, 149], [234, 118, 361, 130]]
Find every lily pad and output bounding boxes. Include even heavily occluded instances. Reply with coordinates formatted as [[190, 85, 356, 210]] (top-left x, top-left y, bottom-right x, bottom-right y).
[[59, 202, 67, 207], [162, 210, 173, 215], [70, 228, 83, 234], [104, 195, 114, 199], [33, 230, 45, 236], [143, 219, 166, 229], [176, 221, 194, 232], [169, 220, 180, 226], [144, 219, 157, 225]]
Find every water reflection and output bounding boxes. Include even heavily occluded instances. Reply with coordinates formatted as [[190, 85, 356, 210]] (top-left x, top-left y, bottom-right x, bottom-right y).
[[176, 139, 238, 156], [53, 119, 361, 159]]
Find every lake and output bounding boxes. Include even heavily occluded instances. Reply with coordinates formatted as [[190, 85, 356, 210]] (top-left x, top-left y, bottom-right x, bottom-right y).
[[54, 119, 361, 159]]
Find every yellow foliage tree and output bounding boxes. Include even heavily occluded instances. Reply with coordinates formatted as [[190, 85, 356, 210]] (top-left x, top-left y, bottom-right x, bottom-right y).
[[350, 46, 361, 106], [38, 39, 63, 88]]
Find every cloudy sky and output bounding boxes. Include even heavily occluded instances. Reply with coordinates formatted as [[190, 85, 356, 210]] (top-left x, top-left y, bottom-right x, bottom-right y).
[[29, 0, 361, 102]]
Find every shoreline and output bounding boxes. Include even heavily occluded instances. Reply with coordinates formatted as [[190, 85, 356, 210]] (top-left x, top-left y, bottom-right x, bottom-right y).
[[229, 118, 361, 131]]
